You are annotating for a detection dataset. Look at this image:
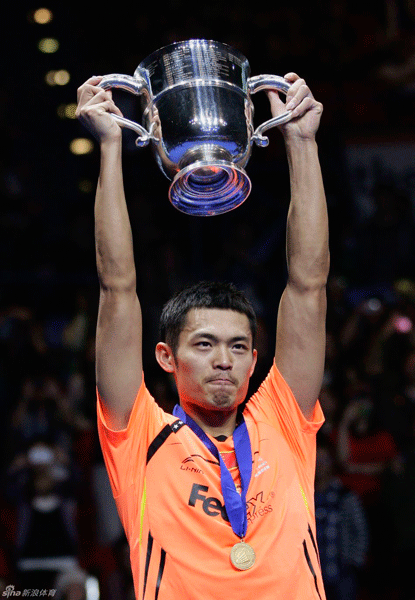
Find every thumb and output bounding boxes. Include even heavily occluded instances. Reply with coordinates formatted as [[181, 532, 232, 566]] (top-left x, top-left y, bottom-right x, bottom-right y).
[[266, 90, 286, 118]]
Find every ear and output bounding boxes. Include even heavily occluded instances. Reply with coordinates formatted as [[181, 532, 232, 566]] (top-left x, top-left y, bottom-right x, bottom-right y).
[[155, 342, 176, 374]]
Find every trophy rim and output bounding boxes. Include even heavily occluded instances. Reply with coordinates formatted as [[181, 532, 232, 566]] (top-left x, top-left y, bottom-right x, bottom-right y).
[[168, 159, 252, 216], [138, 39, 250, 70]]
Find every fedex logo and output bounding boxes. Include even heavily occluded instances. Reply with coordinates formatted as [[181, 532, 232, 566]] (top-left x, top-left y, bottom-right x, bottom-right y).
[[188, 483, 273, 523], [188, 484, 229, 522]]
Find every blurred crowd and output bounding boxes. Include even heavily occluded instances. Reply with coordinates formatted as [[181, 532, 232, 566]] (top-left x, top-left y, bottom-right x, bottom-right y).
[[2, 1, 415, 599]]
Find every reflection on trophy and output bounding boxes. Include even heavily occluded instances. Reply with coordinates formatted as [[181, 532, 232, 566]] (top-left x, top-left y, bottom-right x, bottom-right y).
[[99, 39, 293, 216]]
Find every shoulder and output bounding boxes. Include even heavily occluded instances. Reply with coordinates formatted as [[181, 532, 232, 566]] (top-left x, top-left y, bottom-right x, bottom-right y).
[[245, 361, 324, 435], [96, 377, 176, 497], [97, 376, 174, 450]]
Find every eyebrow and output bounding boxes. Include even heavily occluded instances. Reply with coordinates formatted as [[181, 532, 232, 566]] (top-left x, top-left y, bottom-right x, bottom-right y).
[[191, 332, 251, 344]]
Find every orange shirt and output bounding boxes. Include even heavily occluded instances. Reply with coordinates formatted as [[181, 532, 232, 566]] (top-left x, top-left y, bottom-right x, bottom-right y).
[[97, 362, 325, 600]]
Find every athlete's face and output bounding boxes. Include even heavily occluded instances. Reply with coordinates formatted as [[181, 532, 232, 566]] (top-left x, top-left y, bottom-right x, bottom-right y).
[[157, 308, 257, 414]]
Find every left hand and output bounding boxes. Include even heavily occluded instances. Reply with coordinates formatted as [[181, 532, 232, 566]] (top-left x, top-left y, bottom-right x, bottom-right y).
[[267, 73, 323, 141]]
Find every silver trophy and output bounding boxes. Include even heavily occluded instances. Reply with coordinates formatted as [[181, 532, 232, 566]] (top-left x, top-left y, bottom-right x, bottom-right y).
[[99, 39, 293, 216]]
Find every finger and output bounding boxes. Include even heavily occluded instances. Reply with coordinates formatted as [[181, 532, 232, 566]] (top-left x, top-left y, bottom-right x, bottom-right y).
[[78, 76, 104, 91], [284, 72, 300, 83], [285, 80, 313, 111], [289, 97, 323, 120], [286, 77, 309, 98], [85, 75, 104, 85], [76, 98, 123, 121], [100, 99, 123, 118], [85, 88, 113, 106], [77, 79, 110, 105], [77, 78, 100, 102], [266, 89, 285, 108], [91, 99, 123, 116], [77, 88, 116, 120]]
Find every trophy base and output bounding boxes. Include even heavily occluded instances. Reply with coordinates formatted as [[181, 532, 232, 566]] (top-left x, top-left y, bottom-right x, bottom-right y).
[[169, 160, 252, 216]]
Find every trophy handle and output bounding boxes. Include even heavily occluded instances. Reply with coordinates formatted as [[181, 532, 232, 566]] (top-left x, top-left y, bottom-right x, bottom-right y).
[[248, 75, 293, 147], [98, 74, 158, 147]]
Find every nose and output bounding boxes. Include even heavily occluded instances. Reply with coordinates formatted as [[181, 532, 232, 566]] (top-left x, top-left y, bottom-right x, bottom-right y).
[[213, 345, 232, 369]]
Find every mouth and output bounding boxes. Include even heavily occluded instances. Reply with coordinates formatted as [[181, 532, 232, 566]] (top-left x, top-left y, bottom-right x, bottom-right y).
[[207, 377, 236, 386]]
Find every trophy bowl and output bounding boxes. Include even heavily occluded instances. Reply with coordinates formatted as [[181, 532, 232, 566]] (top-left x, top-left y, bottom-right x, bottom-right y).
[[98, 39, 293, 216]]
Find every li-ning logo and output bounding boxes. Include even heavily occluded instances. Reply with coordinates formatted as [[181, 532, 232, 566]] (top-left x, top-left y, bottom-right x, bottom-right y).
[[180, 453, 220, 474], [180, 456, 205, 475]]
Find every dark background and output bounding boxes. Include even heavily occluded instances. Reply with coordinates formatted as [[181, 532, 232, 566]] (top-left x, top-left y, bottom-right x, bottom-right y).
[[2, 2, 415, 599], [4, 0, 410, 380]]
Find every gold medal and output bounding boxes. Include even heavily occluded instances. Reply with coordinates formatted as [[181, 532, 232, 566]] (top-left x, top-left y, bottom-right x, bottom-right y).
[[230, 541, 256, 570]]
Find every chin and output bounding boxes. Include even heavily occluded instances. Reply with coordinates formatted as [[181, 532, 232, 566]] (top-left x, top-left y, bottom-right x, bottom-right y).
[[210, 392, 239, 410]]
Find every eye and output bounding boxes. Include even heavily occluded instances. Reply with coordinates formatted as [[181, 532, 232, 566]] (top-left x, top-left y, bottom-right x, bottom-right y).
[[195, 340, 211, 348], [233, 343, 248, 352]]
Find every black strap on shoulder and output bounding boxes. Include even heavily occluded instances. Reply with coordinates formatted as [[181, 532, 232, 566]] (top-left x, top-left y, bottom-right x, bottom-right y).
[[146, 419, 184, 464]]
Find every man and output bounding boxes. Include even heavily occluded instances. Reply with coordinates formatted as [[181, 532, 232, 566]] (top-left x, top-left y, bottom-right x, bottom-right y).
[[76, 70, 329, 600]]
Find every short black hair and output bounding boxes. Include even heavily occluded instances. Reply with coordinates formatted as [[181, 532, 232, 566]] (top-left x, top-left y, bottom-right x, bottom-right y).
[[159, 281, 257, 355]]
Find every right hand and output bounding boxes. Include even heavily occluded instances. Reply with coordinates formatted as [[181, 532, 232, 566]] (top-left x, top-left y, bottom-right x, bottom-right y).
[[76, 76, 124, 143], [267, 73, 323, 142]]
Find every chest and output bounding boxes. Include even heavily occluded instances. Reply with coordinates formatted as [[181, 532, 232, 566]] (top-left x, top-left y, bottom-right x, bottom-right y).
[[142, 421, 309, 542]]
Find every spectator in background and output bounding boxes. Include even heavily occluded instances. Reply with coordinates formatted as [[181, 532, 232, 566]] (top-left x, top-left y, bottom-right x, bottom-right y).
[[0, 304, 45, 460], [381, 413, 415, 600], [350, 288, 415, 451], [8, 373, 91, 462], [5, 439, 81, 591], [318, 385, 342, 441], [336, 394, 397, 507], [105, 534, 134, 600], [315, 436, 369, 600], [379, 345, 415, 453], [54, 568, 88, 600], [339, 296, 389, 380], [336, 393, 398, 598]]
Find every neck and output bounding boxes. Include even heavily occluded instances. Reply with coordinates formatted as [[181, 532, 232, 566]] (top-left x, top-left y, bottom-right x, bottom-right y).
[[180, 403, 239, 438]]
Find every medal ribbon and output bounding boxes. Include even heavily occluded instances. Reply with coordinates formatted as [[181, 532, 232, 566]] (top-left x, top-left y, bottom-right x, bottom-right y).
[[173, 404, 252, 539]]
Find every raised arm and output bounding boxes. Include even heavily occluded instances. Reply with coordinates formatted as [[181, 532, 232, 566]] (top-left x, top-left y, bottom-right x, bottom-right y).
[[76, 77, 143, 429], [269, 74, 329, 419]]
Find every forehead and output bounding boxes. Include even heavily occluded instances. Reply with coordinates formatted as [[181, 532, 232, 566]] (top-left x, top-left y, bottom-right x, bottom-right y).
[[181, 308, 252, 338]]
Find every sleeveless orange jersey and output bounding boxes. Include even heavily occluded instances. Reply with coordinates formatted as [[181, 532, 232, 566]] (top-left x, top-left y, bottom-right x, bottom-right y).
[[97, 362, 326, 600]]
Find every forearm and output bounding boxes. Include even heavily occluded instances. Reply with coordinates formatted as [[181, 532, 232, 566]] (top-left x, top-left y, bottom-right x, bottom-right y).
[[95, 138, 136, 292], [285, 138, 329, 290]]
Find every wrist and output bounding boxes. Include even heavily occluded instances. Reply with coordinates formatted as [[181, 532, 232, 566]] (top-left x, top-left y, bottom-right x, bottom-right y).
[[100, 134, 122, 153], [284, 136, 319, 168], [283, 134, 317, 149]]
